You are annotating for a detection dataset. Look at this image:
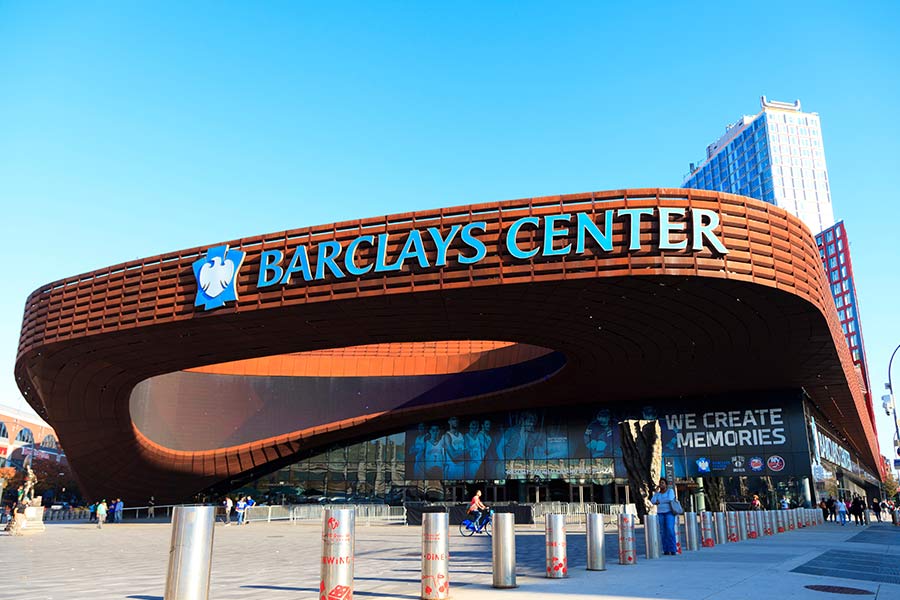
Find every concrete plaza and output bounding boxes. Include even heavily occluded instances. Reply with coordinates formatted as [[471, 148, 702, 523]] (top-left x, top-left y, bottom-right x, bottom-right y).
[[2, 518, 899, 600]]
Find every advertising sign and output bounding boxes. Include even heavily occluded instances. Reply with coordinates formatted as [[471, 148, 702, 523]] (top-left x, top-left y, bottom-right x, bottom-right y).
[[403, 391, 808, 480]]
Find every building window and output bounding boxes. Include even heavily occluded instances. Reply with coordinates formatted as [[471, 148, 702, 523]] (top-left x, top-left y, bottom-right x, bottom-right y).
[[826, 231, 834, 242], [842, 280, 850, 292]]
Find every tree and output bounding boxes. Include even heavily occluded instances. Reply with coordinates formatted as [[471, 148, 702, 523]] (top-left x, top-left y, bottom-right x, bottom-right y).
[[883, 470, 899, 501], [0, 466, 16, 506], [0, 458, 81, 506]]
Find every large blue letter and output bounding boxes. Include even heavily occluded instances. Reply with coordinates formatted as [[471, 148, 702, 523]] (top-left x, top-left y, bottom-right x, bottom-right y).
[[258, 249, 284, 287], [541, 214, 572, 257], [458, 222, 487, 265], [374, 233, 401, 272], [692, 209, 729, 254], [345, 235, 374, 276], [315, 241, 345, 280], [575, 211, 613, 253], [427, 225, 462, 267], [659, 207, 688, 250], [617, 208, 655, 251], [280, 246, 311, 284], [505, 217, 540, 259], [395, 229, 430, 270]]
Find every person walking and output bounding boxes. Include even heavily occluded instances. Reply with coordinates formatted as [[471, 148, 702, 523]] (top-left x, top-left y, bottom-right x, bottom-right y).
[[235, 497, 247, 526], [836, 497, 848, 526], [89, 502, 97, 523], [96, 500, 108, 529], [651, 478, 678, 556], [244, 496, 256, 525], [223, 496, 233, 526], [114, 498, 124, 524], [147, 496, 156, 519]]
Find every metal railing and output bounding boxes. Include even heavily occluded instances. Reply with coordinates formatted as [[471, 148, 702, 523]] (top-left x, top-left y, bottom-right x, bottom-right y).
[[532, 502, 636, 525]]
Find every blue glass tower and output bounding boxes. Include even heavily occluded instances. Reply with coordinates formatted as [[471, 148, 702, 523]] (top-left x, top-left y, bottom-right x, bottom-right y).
[[683, 97, 835, 236]]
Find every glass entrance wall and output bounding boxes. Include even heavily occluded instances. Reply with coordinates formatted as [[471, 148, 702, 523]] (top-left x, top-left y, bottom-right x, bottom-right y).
[[245, 390, 814, 505]]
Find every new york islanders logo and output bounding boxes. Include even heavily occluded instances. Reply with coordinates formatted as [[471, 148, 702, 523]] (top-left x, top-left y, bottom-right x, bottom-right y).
[[192, 244, 246, 310]]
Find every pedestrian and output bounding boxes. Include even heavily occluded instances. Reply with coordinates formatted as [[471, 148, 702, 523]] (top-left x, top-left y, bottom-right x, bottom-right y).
[[148, 496, 155, 519], [651, 477, 678, 556], [851, 496, 864, 526], [819, 499, 828, 522], [235, 497, 247, 526], [89, 502, 97, 522], [223, 496, 233, 526], [115, 498, 124, 523], [96, 500, 108, 529], [826, 496, 835, 521], [245, 496, 256, 525], [750, 495, 762, 510], [836, 497, 848, 526]]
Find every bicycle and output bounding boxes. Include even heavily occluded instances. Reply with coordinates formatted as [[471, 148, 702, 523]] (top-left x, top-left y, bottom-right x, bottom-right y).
[[459, 508, 493, 536]]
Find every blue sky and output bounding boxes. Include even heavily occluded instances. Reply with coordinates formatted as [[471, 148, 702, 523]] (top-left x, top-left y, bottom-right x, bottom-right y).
[[2, 2, 899, 460]]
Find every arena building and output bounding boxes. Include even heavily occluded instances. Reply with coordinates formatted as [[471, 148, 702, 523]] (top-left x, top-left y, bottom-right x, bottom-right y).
[[15, 189, 882, 507]]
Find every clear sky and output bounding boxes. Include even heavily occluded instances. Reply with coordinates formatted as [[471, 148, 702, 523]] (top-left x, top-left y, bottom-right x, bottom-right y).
[[1, 2, 898, 462]]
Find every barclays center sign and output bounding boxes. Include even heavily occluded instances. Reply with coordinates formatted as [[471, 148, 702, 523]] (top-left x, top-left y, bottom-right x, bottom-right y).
[[193, 207, 729, 311]]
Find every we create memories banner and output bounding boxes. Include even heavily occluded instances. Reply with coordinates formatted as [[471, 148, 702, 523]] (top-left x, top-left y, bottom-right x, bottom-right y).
[[404, 392, 809, 481]]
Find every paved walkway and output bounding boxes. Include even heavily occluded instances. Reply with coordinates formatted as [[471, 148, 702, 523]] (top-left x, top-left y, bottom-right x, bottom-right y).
[[1, 518, 899, 599]]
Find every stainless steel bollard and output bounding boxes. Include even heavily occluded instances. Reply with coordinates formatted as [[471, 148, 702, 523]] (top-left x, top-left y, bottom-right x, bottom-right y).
[[164, 505, 216, 600], [700, 512, 716, 547], [744, 511, 758, 539], [684, 512, 699, 551], [492, 513, 517, 588], [545, 514, 568, 578], [753, 511, 764, 537], [775, 511, 785, 533], [788, 510, 797, 531], [617, 513, 637, 564], [714, 512, 727, 545], [422, 512, 449, 600], [725, 511, 739, 542], [737, 511, 747, 541], [644, 514, 660, 559], [586, 512, 608, 570], [764, 511, 774, 536], [322, 508, 355, 600]]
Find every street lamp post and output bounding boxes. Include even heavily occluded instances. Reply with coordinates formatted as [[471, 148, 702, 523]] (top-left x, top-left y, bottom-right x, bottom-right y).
[[886, 344, 900, 478]]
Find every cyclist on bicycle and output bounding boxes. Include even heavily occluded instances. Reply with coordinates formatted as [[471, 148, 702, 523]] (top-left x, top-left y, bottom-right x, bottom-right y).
[[468, 490, 488, 529]]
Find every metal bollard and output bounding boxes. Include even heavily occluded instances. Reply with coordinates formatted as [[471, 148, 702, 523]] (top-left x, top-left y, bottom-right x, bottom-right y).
[[788, 510, 797, 531], [586, 513, 607, 570], [714, 512, 727, 545], [684, 512, 699, 551], [322, 508, 355, 600], [745, 511, 758, 539], [617, 513, 637, 564], [545, 514, 568, 578], [164, 505, 216, 600], [644, 515, 660, 559], [775, 511, 786, 534], [737, 511, 747, 541], [422, 512, 449, 600], [725, 511, 739, 542], [492, 513, 517, 588], [700, 512, 716, 547], [674, 515, 682, 554], [765, 511, 775, 536]]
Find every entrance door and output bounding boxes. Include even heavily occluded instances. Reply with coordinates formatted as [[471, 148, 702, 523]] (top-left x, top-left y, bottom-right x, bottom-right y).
[[614, 484, 630, 505], [527, 485, 549, 503], [570, 484, 592, 504]]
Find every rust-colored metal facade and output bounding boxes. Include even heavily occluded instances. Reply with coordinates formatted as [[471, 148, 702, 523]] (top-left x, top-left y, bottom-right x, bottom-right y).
[[15, 189, 881, 502]]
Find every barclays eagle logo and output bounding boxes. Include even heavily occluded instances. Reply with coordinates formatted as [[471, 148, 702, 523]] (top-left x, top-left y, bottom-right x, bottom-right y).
[[192, 244, 245, 311]]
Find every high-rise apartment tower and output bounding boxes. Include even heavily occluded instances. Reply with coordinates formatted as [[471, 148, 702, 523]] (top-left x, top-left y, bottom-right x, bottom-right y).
[[683, 96, 835, 235]]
